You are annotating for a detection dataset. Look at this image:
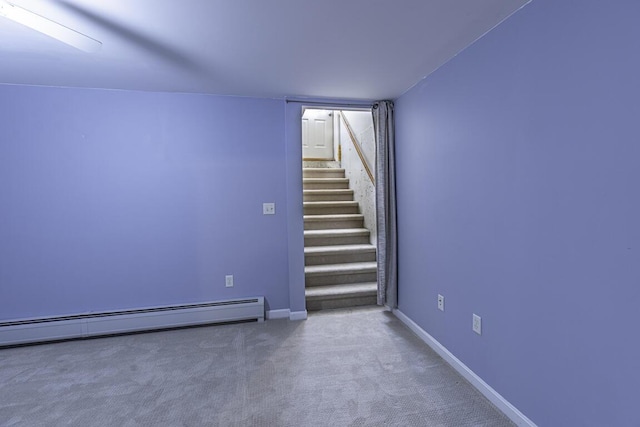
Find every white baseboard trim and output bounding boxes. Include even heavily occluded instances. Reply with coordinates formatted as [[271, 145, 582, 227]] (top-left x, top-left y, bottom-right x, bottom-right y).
[[266, 309, 308, 321], [266, 309, 290, 320], [289, 310, 308, 321], [393, 309, 537, 427]]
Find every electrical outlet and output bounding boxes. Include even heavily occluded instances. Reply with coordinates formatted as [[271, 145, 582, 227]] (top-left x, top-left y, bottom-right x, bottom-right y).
[[473, 313, 482, 335], [225, 275, 234, 288], [437, 294, 445, 311], [263, 203, 276, 215]]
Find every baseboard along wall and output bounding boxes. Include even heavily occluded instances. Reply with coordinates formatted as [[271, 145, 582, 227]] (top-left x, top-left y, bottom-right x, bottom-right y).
[[289, 310, 308, 321], [393, 309, 537, 427], [266, 309, 308, 321], [265, 309, 290, 320]]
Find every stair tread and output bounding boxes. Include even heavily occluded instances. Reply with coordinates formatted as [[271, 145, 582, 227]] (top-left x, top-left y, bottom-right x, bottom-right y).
[[305, 244, 376, 254], [303, 189, 353, 193], [304, 201, 358, 205], [303, 177, 349, 181], [304, 228, 369, 236], [305, 262, 377, 274], [303, 168, 346, 172], [305, 282, 378, 299], [304, 214, 363, 220]]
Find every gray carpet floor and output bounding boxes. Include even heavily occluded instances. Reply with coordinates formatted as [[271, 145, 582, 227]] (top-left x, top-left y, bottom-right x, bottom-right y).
[[0, 306, 514, 427]]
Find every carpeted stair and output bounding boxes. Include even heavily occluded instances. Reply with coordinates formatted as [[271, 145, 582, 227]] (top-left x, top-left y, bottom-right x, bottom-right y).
[[303, 167, 377, 310]]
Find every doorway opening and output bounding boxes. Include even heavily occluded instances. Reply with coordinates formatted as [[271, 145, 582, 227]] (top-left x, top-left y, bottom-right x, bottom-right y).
[[301, 107, 377, 311]]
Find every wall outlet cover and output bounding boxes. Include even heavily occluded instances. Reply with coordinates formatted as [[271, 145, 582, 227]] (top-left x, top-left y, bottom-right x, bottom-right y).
[[225, 275, 234, 287], [437, 294, 445, 311], [473, 313, 482, 335]]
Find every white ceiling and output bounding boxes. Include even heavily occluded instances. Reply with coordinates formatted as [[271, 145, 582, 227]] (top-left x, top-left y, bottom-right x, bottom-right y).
[[0, 0, 528, 100]]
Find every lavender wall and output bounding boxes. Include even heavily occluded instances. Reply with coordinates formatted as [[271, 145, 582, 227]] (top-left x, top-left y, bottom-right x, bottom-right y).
[[0, 85, 289, 320], [284, 101, 306, 314], [395, 1, 640, 425]]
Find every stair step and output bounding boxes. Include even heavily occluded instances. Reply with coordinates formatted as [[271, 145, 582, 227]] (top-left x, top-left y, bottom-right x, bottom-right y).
[[305, 261, 377, 275], [306, 282, 378, 299], [303, 189, 354, 202], [303, 178, 350, 190], [304, 228, 370, 246], [303, 168, 346, 178], [303, 161, 341, 169], [304, 214, 364, 230], [304, 201, 359, 215], [305, 244, 377, 265], [305, 283, 378, 311], [302, 168, 377, 311], [305, 261, 377, 286]]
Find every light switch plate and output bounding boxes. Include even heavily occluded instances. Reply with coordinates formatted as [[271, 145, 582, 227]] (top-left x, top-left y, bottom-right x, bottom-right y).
[[263, 203, 275, 215]]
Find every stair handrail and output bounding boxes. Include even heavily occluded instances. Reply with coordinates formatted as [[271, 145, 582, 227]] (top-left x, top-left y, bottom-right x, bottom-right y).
[[338, 111, 375, 185]]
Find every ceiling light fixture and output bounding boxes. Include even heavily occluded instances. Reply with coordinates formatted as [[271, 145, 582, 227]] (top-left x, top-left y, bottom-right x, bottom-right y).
[[0, 0, 101, 53]]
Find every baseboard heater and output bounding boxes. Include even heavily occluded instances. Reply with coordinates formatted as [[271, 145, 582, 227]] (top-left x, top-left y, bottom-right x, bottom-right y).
[[0, 297, 264, 347]]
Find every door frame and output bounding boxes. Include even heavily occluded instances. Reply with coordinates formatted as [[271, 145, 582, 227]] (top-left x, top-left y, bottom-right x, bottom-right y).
[[284, 99, 374, 319]]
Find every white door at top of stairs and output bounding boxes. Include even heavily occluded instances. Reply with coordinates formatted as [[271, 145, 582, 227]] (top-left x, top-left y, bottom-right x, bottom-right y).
[[302, 109, 334, 160]]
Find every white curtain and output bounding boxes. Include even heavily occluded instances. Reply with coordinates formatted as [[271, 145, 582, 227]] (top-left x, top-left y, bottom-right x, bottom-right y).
[[373, 101, 397, 308]]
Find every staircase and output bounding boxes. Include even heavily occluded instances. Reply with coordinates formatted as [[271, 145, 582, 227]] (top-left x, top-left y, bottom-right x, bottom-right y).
[[303, 167, 378, 310]]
